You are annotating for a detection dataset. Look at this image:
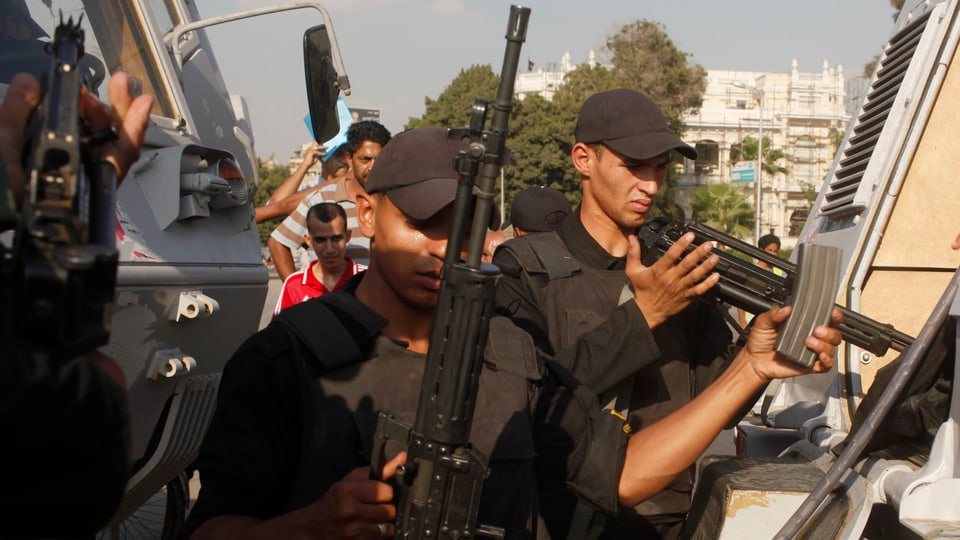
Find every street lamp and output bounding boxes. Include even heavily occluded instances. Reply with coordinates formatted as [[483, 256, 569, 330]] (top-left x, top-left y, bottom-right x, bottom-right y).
[[732, 81, 764, 243]]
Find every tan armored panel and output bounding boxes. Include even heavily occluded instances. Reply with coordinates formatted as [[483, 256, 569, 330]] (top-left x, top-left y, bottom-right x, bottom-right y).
[[858, 41, 960, 391]]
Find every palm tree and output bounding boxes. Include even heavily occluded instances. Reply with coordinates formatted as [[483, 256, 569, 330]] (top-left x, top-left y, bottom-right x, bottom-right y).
[[739, 135, 788, 176], [690, 182, 754, 239]]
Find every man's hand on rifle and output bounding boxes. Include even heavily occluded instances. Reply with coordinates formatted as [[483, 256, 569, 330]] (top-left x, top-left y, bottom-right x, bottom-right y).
[[625, 231, 720, 329], [293, 451, 406, 539], [618, 305, 842, 506], [0, 71, 153, 205]]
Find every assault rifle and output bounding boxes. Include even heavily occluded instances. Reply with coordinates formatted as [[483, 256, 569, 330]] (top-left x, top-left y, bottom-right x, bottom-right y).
[[636, 218, 914, 358], [369, 6, 530, 539], [1, 16, 119, 357]]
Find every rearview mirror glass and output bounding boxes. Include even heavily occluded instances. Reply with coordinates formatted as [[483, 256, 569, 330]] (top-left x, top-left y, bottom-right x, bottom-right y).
[[303, 24, 340, 143]]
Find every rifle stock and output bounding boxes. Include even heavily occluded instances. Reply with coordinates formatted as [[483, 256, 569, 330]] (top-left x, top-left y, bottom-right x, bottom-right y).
[[637, 218, 914, 356], [371, 6, 530, 539]]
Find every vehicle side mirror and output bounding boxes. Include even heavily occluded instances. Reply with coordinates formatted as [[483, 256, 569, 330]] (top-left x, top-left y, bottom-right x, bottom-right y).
[[303, 24, 341, 144]]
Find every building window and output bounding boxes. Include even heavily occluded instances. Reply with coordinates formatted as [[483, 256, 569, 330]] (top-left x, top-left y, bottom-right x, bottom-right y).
[[789, 208, 809, 236], [695, 140, 720, 175]]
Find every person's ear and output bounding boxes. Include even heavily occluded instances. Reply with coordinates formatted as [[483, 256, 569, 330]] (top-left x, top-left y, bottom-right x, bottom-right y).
[[303, 233, 313, 251], [571, 142, 594, 177], [356, 192, 376, 238]]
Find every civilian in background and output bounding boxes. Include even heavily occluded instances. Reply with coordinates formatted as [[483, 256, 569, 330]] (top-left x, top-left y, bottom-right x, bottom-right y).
[[254, 143, 348, 224], [268, 121, 391, 279], [273, 202, 365, 315]]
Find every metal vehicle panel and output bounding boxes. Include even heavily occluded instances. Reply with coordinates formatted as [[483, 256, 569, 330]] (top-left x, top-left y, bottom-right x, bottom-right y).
[[7, 1, 348, 535], [692, 1, 960, 537]]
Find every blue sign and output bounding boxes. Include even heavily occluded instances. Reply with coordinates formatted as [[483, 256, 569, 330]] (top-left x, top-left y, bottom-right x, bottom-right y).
[[731, 161, 756, 183]]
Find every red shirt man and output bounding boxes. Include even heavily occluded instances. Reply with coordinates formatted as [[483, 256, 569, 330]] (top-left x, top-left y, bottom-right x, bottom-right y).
[[274, 202, 366, 315]]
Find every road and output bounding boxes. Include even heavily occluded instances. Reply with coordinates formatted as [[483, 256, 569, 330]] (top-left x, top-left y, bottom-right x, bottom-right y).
[[257, 269, 283, 331]]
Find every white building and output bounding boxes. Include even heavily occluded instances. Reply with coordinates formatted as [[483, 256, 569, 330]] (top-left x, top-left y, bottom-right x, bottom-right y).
[[514, 53, 854, 246], [515, 50, 599, 101], [681, 59, 851, 245]]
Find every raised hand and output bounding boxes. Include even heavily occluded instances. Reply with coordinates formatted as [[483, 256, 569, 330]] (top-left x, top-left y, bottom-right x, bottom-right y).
[[626, 231, 720, 328]]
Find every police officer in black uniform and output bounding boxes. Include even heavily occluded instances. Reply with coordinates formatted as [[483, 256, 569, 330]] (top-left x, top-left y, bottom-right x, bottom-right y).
[[494, 89, 741, 539], [185, 127, 842, 540]]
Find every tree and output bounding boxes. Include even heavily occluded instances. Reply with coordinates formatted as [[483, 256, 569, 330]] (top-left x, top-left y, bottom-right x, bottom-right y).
[[254, 160, 291, 244], [738, 135, 788, 176], [828, 127, 844, 158], [405, 19, 708, 219], [405, 64, 500, 130], [521, 64, 627, 208], [798, 181, 819, 206], [505, 93, 574, 206], [865, 0, 907, 76], [690, 183, 754, 239], [605, 20, 707, 134]]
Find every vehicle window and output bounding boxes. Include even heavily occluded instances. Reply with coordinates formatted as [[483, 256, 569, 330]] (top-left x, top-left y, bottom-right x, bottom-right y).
[[145, 0, 179, 37], [7, 0, 176, 118]]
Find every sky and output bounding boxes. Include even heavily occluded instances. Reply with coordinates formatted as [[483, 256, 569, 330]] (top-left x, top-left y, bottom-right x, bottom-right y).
[[198, 0, 900, 164]]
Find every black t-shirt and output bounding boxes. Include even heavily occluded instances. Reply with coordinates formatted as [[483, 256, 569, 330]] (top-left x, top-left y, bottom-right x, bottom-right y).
[[185, 276, 626, 538]]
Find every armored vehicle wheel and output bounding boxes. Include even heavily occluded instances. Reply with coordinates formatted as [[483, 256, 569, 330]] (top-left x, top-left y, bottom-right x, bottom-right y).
[[96, 472, 188, 540]]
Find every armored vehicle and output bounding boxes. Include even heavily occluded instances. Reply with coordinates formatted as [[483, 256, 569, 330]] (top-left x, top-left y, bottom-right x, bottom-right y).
[[4, 1, 347, 537], [685, 0, 960, 537]]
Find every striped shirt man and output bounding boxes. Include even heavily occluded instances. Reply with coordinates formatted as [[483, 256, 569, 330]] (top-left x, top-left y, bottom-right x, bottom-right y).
[[269, 177, 370, 267]]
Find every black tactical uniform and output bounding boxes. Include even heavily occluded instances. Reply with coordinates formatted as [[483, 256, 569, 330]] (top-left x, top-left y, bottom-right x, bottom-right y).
[[494, 210, 734, 539], [185, 274, 628, 539]]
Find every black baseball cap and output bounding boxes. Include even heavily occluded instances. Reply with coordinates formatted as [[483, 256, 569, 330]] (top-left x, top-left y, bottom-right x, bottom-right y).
[[507, 186, 572, 232], [575, 89, 697, 161], [366, 126, 499, 228]]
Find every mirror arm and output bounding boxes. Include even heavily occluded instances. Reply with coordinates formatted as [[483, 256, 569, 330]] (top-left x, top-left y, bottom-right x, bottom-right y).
[[168, 1, 350, 95]]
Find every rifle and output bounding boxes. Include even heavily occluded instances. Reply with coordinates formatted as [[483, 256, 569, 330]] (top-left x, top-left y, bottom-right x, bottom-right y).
[[636, 218, 914, 358], [370, 6, 530, 539], [1, 16, 118, 358]]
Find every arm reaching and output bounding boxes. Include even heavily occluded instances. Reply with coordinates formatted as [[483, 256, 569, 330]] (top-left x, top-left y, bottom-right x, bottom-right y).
[[617, 306, 842, 506]]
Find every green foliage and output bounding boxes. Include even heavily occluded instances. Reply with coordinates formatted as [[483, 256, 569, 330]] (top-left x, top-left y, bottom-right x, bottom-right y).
[[739, 135, 788, 176], [254, 160, 290, 244], [506, 93, 577, 206], [798, 181, 819, 205], [404, 18, 708, 219], [552, 64, 626, 114], [690, 182, 754, 239], [828, 127, 844, 158], [405, 65, 500, 130], [605, 20, 707, 133]]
